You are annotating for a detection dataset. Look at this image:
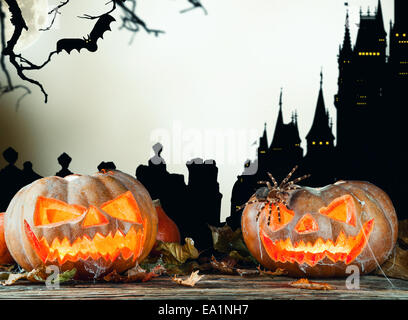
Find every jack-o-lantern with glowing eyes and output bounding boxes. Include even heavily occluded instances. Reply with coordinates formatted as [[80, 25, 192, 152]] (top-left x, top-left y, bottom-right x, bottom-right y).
[[4, 170, 158, 280], [241, 167, 398, 277]]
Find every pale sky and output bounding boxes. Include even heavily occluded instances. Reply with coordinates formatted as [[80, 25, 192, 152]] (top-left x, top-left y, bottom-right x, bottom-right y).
[[0, 0, 395, 221]]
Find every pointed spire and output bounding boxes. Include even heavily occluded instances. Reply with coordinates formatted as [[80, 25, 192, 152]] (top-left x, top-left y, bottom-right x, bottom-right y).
[[276, 88, 284, 127], [341, 9, 352, 56], [320, 68, 323, 89], [305, 71, 335, 144], [345, 8, 350, 29], [259, 122, 268, 152], [294, 110, 299, 130], [279, 87, 283, 110], [376, 0, 385, 34], [270, 88, 287, 149]]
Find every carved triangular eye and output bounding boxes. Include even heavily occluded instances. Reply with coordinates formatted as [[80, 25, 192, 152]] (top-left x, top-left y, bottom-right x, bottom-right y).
[[100, 191, 142, 224], [34, 197, 86, 226], [82, 206, 109, 228], [319, 195, 356, 227], [295, 214, 319, 234]]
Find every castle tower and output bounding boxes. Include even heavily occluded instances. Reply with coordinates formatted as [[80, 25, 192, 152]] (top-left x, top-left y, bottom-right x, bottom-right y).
[[270, 89, 286, 152], [257, 123, 268, 174], [269, 89, 303, 158], [306, 72, 335, 156], [390, 0, 408, 81], [335, 1, 387, 152], [335, 10, 355, 149], [385, 0, 408, 218], [353, 0, 387, 108]]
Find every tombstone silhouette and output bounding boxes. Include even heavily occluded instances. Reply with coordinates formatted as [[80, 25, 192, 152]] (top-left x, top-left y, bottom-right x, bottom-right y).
[[185, 158, 223, 250], [22, 161, 43, 185], [97, 161, 117, 172], [150, 142, 166, 165], [0, 147, 25, 211], [136, 143, 189, 241], [56, 152, 73, 177]]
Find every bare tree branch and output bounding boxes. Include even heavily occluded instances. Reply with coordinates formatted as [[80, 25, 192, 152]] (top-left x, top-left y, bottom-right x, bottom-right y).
[[0, 0, 207, 106], [116, 0, 164, 39], [40, 0, 70, 32], [0, 0, 32, 108], [181, 0, 207, 15]]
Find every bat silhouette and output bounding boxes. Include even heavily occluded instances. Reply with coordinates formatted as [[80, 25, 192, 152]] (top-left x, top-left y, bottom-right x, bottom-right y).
[[56, 14, 116, 54]]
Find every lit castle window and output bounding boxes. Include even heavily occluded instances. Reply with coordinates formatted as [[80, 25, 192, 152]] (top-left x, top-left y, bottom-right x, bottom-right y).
[[359, 52, 380, 56]]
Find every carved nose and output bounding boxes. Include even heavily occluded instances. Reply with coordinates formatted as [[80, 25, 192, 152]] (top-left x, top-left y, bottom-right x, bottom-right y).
[[82, 206, 109, 228], [295, 214, 319, 234]]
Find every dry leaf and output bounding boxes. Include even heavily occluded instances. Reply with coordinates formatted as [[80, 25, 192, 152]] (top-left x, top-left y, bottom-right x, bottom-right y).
[[102, 270, 123, 282], [374, 220, 408, 281], [398, 219, 408, 245], [209, 225, 258, 264], [375, 244, 408, 280], [210, 255, 237, 275], [0, 264, 16, 272], [235, 268, 259, 277], [26, 268, 49, 283], [290, 278, 335, 290], [103, 263, 165, 283], [257, 265, 287, 277], [156, 238, 199, 265], [1, 273, 26, 286], [172, 270, 204, 287], [1, 267, 76, 286]]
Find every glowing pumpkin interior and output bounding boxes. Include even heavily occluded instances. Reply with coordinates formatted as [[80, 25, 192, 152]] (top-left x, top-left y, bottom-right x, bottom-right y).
[[25, 191, 145, 265], [260, 195, 375, 267]]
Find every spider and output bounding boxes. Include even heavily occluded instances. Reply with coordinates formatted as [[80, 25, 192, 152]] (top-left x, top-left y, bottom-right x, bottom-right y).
[[237, 166, 311, 226]]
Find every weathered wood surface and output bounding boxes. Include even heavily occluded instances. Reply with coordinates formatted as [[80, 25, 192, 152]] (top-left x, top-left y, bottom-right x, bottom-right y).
[[0, 275, 407, 300]]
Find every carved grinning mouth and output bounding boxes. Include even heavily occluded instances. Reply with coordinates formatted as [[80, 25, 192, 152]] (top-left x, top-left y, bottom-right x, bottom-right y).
[[260, 219, 374, 267], [24, 221, 144, 265]]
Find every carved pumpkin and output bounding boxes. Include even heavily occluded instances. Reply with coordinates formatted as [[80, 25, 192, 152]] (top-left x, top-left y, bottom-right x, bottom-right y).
[[242, 179, 398, 277], [0, 213, 14, 265], [4, 170, 158, 280]]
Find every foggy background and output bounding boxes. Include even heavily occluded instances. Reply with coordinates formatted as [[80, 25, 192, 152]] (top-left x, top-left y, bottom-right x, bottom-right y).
[[0, 0, 394, 221]]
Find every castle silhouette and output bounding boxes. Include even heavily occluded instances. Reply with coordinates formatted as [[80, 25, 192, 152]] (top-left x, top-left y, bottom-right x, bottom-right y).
[[227, 0, 408, 229]]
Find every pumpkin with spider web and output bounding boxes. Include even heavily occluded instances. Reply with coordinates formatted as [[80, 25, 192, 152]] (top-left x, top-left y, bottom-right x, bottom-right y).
[[241, 166, 398, 277]]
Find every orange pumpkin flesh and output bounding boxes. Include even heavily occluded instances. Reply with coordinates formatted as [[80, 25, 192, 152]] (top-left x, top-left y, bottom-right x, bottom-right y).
[[260, 218, 374, 267], [294, 214, 319, 234], [100, 191, 143, 224], [319, 195, 356, 227], [5, 170, 158, 280], [34, 197, 85, 226], [242, 181, 398, 277], [82, 206, 109, 228]]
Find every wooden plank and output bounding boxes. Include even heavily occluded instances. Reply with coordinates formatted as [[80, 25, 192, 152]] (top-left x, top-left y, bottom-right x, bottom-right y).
[[0, 275, 407, 300]]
